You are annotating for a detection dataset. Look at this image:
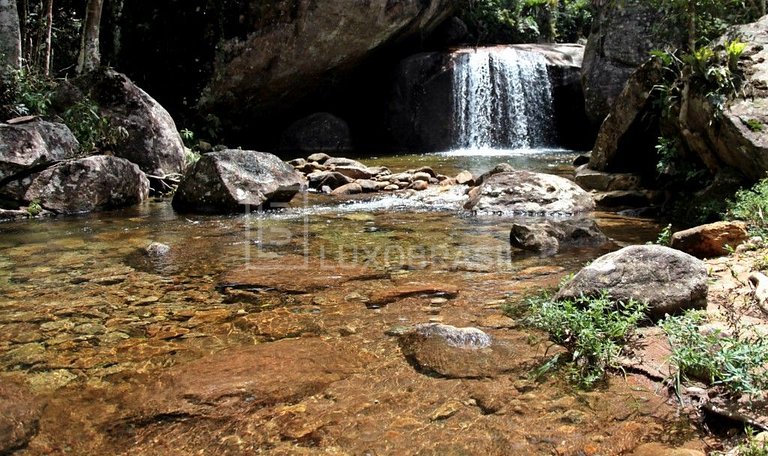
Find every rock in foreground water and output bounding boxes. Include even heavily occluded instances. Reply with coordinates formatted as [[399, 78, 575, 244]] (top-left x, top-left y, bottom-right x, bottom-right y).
[[509, 218, 608, 256], [172, 149, 305, 214], [556, 245, 708, 317]]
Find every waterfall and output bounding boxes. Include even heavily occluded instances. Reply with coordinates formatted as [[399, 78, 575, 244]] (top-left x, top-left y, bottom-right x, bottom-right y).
[[452, 47, 555, 151]]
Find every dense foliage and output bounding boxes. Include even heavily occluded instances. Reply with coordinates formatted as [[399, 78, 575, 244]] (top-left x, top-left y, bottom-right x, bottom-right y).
[[727, 178, 768, 237], [458, 0, 592, 44], [518, 292, 648, 388]]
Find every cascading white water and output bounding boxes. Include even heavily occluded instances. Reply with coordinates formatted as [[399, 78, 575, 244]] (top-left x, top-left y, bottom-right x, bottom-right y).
[[452, 47, 555, 151]]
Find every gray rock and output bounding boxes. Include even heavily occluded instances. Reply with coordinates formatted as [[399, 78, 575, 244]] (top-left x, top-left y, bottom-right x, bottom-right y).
[[307, 153, 331, 164], [556, 245, 708, 317], [56, 69, 186, 180], [279, 112, 352, 154], [475, 163, 515, 187], [510, 219, 608, 256], [680, 16, 768, 180], [574, 165, 642, 191], [21, 156, 150, 215], [582, 1, 678, 125], [0, 120, 78, 182], [145, 242, 171, 257], [172, 150, 304, 214], [331, 182, 363, 196], [306, 171, 353, 190], [464, 170, 595, 216]]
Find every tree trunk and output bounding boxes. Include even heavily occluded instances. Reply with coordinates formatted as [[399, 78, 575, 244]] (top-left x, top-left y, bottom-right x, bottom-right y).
[[0, 0, 22, 69], [77, 0, 103, 74], [110, 0, 123, 63], [42, 0, 52, 75]]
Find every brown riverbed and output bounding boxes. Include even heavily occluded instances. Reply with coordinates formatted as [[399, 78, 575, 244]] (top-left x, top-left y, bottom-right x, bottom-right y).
[[0, 151, 714, 455]]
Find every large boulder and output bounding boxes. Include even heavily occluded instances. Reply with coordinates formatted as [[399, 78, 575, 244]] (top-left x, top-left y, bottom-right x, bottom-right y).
[[279, 112, 353, 154], [388, 44, 588, 152], [55, 68, 186, 180], [582, 0, 678, 126], [172, 149, 305, 214], [0, 120, 78, 182], [680, 16, 768, 181], [18, 156, 150, 214], [195, 0, 457, 134], [556, 245, 708, 318], [464, 170, 595, 216]]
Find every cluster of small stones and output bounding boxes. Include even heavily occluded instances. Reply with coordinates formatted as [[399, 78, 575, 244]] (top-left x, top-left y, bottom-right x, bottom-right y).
[[288, 153, 476, 196]]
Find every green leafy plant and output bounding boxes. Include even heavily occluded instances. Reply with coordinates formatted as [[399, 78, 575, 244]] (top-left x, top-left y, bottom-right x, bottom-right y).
[[60, 98, 128, 155], [654, 224, 673, 246], [744, 118, 764, 133], [736, 428, 768, 456], [726, 39, 748, 71], [522, 292, 648, 389], [0, 67, 55, 118], [727, 178, 768, 237], [26, 199, 42, 216], [662, 311, 768, 399]]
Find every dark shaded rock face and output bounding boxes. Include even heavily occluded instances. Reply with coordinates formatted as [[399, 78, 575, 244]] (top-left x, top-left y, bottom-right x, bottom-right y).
[[464, 170, 595, 216], [0, 120, 78, 183], [172, 149, 305, 214], [20, 156, 150, 215], [198, 0, 456, 134], [582, 1, 677, 126], [388, 44, 590, 153], [279, 112, 353, 154], [509, 219, 608, 256], [556, 245, 708, 318], [55, 69, 187, 180], [588, 60, 663, 175]]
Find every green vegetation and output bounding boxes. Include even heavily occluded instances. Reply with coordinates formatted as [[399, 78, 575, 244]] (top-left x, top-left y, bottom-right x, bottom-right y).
[[26, 199, 42, 216], [458, 0, 592, 44], [727, 178, 768, 237], [744, 118, 765, 133], [60, 98, 128, 155], [662, 311, 768, 398], [654, 223, 673, 246], [735, 428, 768, 456], [520, 292, 648, 389]]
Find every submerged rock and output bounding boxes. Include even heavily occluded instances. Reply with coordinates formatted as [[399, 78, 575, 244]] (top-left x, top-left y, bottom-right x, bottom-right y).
[[509, 219, 608, 256], [556, 245, 708, 318], [0, 377, 43, 455], [0, 120, 78, 182], [20, 156, 150, 214], [464, 170, 595, 216], [396, 324, 556, 379], [172, 149, 305, 214]]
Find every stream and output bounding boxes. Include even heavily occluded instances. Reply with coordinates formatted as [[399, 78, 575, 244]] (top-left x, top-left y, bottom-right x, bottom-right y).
[[0, 150, 709, 454]]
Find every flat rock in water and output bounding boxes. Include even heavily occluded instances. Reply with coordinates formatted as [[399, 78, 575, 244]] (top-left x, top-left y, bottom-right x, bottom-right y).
[[219, 256, 386, 294], [368, 283, 460, 308], [556, 245, 708, 318], [112, 338, 366, 426], [464, 170, 595, 216]]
